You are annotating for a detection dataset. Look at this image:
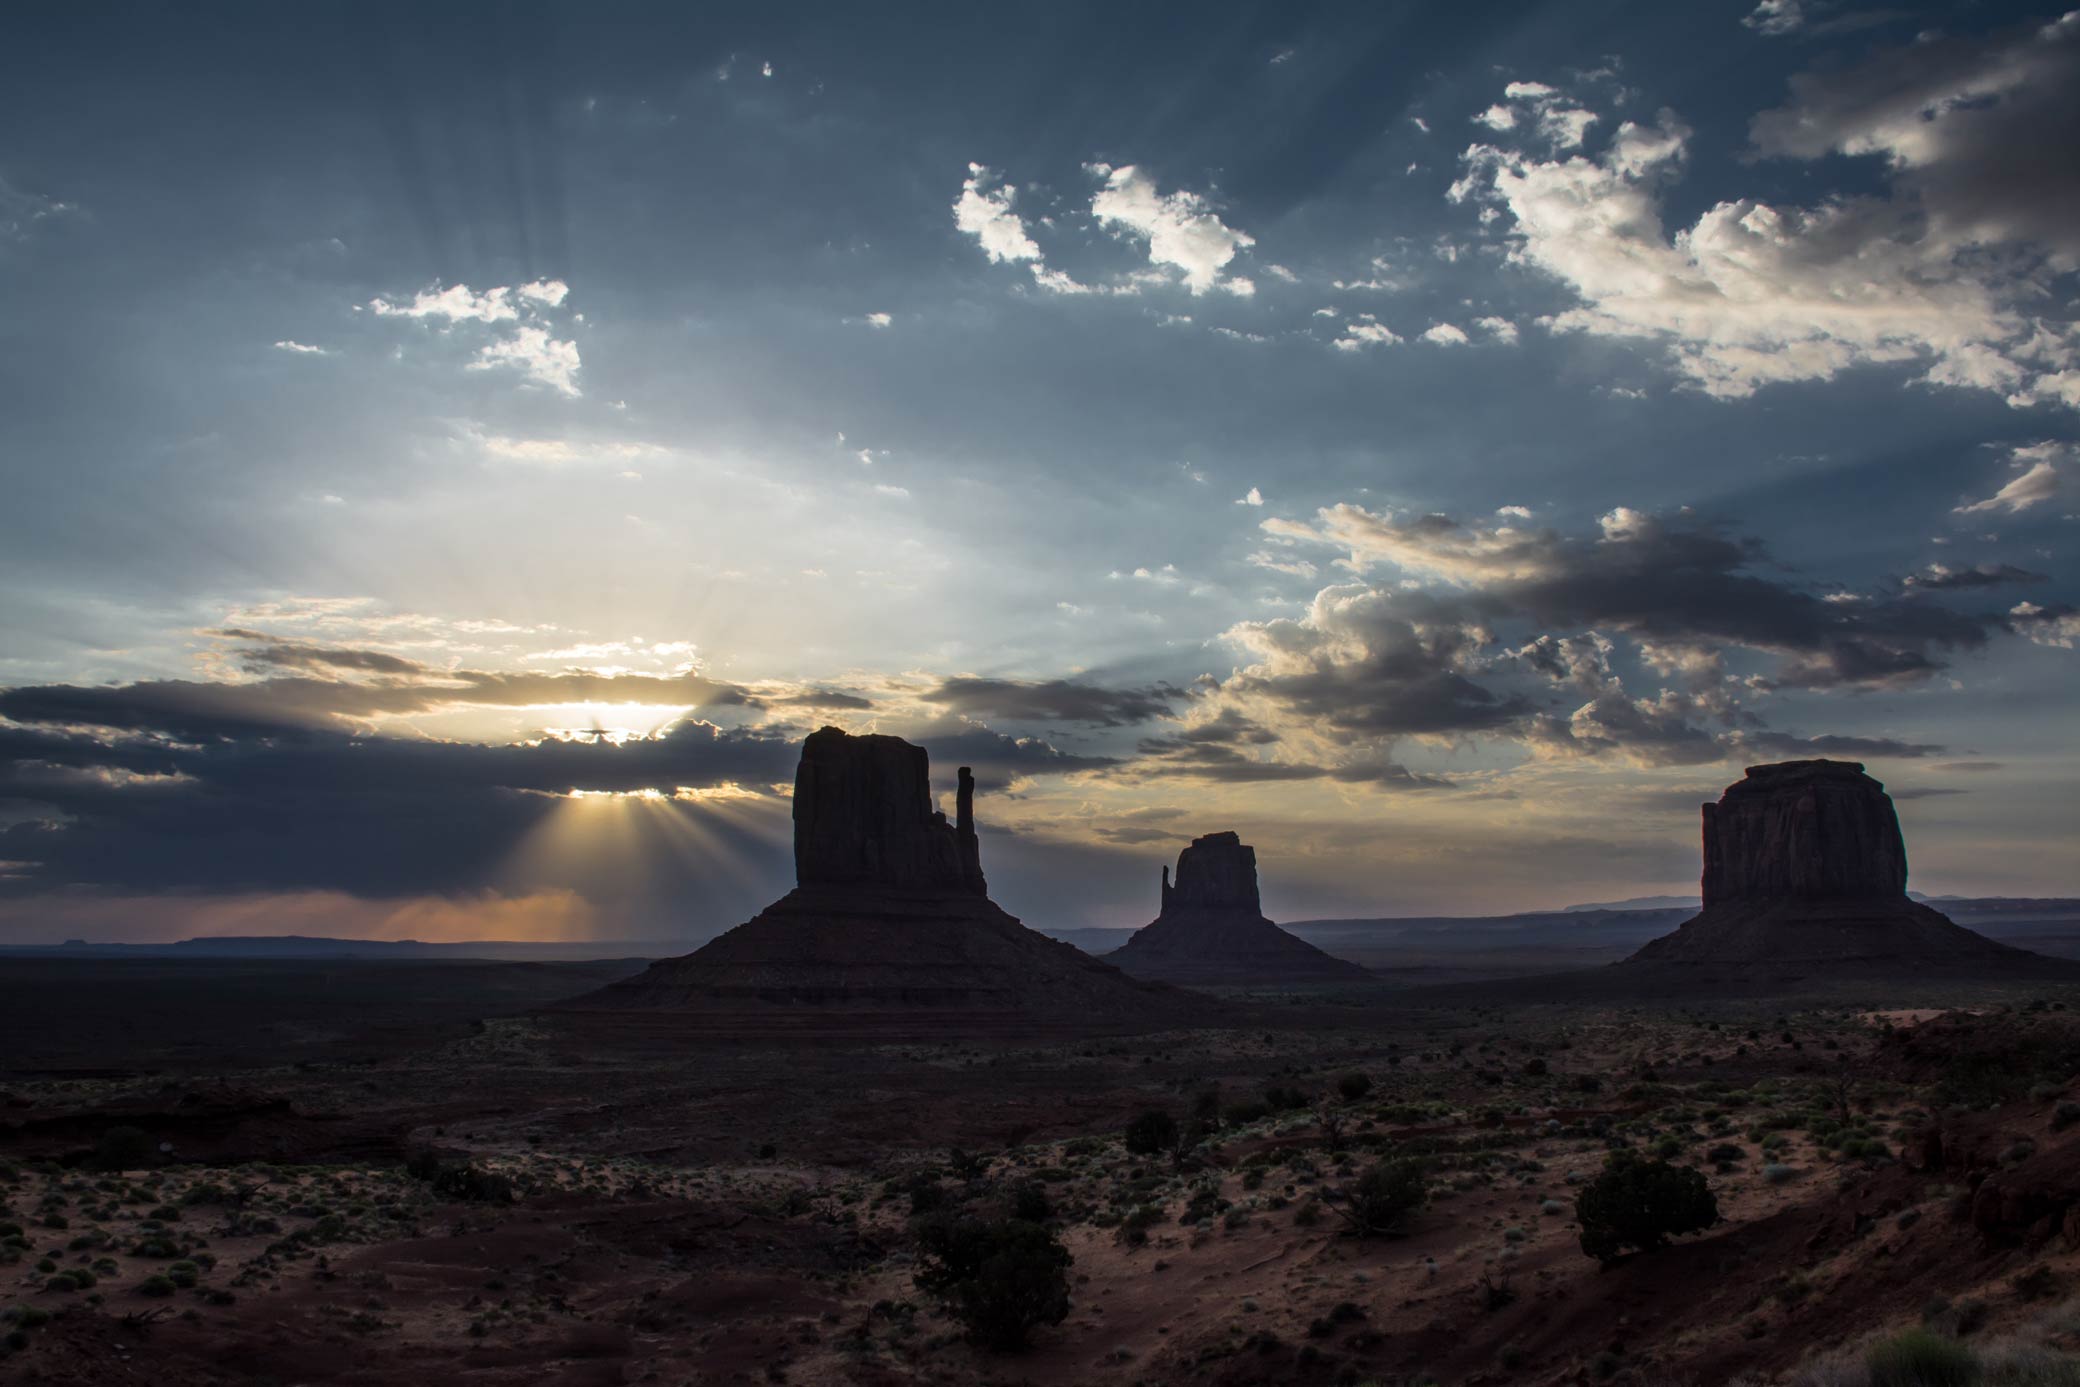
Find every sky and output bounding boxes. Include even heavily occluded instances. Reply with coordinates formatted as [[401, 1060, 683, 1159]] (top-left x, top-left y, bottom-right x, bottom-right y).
[[0, 0, 2075, 944]]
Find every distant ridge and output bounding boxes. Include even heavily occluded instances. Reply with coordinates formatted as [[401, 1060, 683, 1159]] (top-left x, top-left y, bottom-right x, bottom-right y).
[[0, 936, 670, 961]]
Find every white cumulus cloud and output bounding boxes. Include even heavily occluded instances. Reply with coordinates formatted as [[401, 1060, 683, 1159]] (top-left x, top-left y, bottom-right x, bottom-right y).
[[1088, 163, 1255, 295], [369, 279, 582, 395], [1956, 443, 2074, 515]]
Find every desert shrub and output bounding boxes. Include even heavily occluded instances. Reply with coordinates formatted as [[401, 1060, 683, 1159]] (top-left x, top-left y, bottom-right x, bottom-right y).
[[1115, 1203, 1161, 1247], [1574, 1154, 1718, 1265], [1224, 1101, 1271, 1126], [903, 1174, 947, 1216], [912, 1216, 1071, 1352], [1765, 1162, 1798, 1185], [1263, 1085, 1311, 1113], [1009, 1181, 1053, 1225], [1123, 1110, 1178, 1157], [135, 1274, 177, 1297], [2012, 1265, 2059, 1303], [1337, 1072, 1373, 1102], [404, 1151, 515, 1204], [1333, 1159, 1427, 1238], [1293, 1199, 1322, 1227], [1865, 1328, 1977, 1387], [1523, 1058, 1548, 1077], [87, 1126, 155, 1172]]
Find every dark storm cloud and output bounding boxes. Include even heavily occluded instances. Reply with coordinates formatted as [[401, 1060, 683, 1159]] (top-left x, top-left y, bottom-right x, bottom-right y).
[[762, 689, 875, 710], [2004, 601, 2079, 643], [1900, 563, 2049, 592], [0, 649, 761, 739], [1223, 592, 1532, 739], [897, 717, 1118, 793], [0, 718, 801, 897], [1733, 731, 1943, 759], [922, 676, 1187, 727], [1750, 11, 2080, 266], [1131, 709, 1453, 787], [213, 628, 430, 677], [1248, 507, 2003, 768], [1526, 695, 1727, 768], [1501, 522, 1992, 690], [1134, 707, 1280, 755], [1281, 506, 2008, 691], [0, 675, 1116, 895]]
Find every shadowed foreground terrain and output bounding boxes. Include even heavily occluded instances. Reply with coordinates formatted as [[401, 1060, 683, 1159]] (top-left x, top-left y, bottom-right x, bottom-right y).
[[7, 960, 2080, 1385]]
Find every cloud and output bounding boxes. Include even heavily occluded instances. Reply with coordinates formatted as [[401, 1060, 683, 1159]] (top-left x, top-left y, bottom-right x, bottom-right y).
[[1750, 13, 2080, 271], [468, 325, 582, 396], [369, 279, 583, 396], [1734, 731, 1944, 759], [0, 174, 78, 241], [1130, 707, 1453, 787], [1474, 316, 1521, 344], [1956, 443, 2073, 515], [0, 632, 766, 739], [1333, 316, 1401, 352], [463, 429, 667, 467], [1421, 322, 1471, 346], [888, 715, 1119, 790], [372, 283, 526, 324], [1222, 584, 1529, 737], [1901, 561, 2048, 591], [921, 675, 1186, 727], [952, 163, 1092, 294], [1087, 163, 1254, 295], [2008, 601, 2080, 648], [953, 163, 1043, 266], [1266, 503, 2003, 690], [1475, 81, 1599, 149], [1452, 26, 2080, 410], [1743, 0, 1805, 35], [1237, 487, 1264, 506], [0, 715, 800, 899], [865, 312, 893, 328], [272, 340, 329, 355], [0, 674, 1107, 903], [1246, 550, 1318, 579]]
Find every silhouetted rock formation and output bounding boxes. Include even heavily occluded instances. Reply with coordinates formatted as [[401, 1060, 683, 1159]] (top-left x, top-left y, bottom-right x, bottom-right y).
[[566, 728, 1211, 1028], [793, 728, 985, 895], [1700, 759, 1907, 905], [1106, 831, 1373, 987], [1630, 760, 2035, 970]]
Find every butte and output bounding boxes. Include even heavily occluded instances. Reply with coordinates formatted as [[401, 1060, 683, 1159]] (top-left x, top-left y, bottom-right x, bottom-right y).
[[1626, 759, 2062, 980], [563, 727, 1216, 1032], [1104, 831, 1375, 987]]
